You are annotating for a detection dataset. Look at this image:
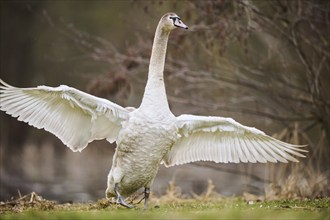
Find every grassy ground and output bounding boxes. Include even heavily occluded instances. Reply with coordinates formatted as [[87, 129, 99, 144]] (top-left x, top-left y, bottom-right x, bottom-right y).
[[1, 194, 329, 220]]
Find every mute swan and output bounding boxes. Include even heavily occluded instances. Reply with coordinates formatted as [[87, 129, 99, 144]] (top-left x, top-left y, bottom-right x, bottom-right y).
[[0, 12, 306, 209]]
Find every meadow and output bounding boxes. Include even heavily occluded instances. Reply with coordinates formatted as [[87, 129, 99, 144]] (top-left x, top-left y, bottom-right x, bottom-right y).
[[1, 191, 329, 220]]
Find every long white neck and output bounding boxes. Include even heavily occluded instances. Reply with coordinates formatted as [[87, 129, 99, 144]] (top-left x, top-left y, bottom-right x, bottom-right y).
[[139, 22, 171, 114]]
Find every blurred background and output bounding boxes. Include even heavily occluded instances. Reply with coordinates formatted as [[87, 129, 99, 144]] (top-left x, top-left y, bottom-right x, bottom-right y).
[[0, 0, 329, 202]]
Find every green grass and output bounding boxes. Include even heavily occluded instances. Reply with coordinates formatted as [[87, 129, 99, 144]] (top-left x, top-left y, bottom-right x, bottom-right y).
[[1, 198, 329, 220]]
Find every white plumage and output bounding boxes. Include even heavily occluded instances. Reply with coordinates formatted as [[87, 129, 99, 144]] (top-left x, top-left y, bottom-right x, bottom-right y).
[[0, 80, 128, 152], [0, 12, 306, 208], [163, 114, 306, 166]]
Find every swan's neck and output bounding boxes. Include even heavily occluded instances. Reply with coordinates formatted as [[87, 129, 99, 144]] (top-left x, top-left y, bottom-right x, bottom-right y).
[[140, 25, 171, 115]]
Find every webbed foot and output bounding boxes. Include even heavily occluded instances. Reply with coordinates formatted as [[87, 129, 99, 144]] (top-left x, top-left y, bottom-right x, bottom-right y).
[[116, 196, 134, 208], [114, 183, 134, 209]]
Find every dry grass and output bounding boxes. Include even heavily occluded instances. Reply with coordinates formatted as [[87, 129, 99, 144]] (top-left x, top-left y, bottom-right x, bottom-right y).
[[149, 179, 224, 207], [0, 183, 328, 220], [0, 192, 56, 214], [265, 168, 329, 200], [267, 123, 330, 200]]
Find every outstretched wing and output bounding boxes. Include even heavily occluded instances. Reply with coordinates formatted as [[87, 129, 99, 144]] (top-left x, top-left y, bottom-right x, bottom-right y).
[[163, 114, 307, 167], [0, 79, 130, 152]]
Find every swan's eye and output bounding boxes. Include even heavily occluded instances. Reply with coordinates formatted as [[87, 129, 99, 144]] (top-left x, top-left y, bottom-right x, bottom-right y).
[[169, 16, 177, 23], [169, 16, 181, 23]]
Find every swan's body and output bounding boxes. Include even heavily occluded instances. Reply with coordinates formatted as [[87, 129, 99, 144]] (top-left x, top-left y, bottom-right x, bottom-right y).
[[0, 13, 306, 208], [107, 110, 178, 198]]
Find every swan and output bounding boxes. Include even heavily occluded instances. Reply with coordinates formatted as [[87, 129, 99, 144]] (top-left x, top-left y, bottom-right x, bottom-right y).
[[0, 12, 306, 209]]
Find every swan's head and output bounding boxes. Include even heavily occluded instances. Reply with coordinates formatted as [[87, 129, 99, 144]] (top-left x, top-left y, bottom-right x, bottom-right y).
[[161, 12, 188, 32]]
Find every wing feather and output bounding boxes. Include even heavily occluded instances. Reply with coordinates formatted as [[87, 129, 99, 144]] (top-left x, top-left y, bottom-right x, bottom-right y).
[[219, 135, 226, 162], [0, 79, 130, 152], [214, 135, 220, 162], [230, 135, 239, 163], [257, 137, 288, 163], [162, 114, 307, 167], [246, 138, 266, 163], [240, 137, 256, 163], [263, 138, 299, 162], [234, 136, 247, 163], [251, 137, 277, 163]]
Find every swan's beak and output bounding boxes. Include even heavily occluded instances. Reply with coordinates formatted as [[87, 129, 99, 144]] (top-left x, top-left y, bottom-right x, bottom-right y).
[[174, 19, 188, 30]]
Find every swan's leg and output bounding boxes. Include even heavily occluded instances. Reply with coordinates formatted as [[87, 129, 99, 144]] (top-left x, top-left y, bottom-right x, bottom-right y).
[[144, 187, 150, 210], [114, 183, 134, 208]]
